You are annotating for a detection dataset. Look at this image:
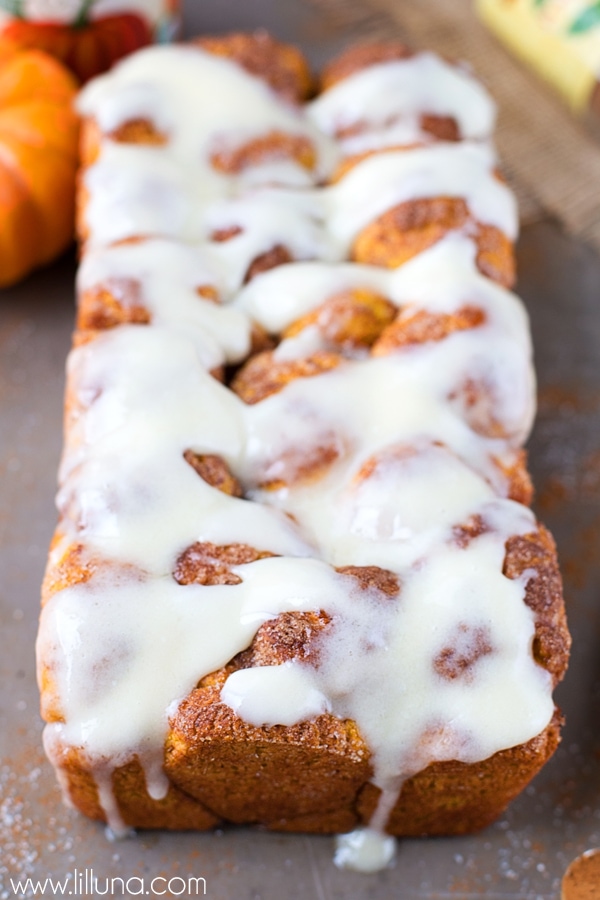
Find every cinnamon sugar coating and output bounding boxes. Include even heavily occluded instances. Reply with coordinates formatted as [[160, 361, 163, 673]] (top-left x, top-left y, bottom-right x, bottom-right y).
[[257, 440, 342, 491], [498, 450, 533, 505], [173, 542, 274, 586], [41, 535, 144, 606], [372, 305, 486, 354], [284, 289, 398, 350], [320, 41, 414, 90], [248, 610, 332, 667], [210, 131, 316, 174], [330, 148, 404, 183], [244, 244, 294, 282], [210, 225, 242, 242], [231, 349, 343, 404], [336, 565, 400, 597], [452, 515, 490, 549], [110, 119, 167, 146], [504, 525, 570, 684], [207, 228, 294, 282], [78, 275, 222, 333], [333, 118, 459, 150], [80, 119, 166, 168], [248, 322, 275, 354], [433, 623, 494, 681], [77, 280, 150, 330], [194, 31, 313, 103], [352, 196, 515, 288], [419, 114, 461, 142], [183, 450, 243, 497]]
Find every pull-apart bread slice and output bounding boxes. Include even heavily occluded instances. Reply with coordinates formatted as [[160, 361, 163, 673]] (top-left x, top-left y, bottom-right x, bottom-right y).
[[38, 32, 569, 872]]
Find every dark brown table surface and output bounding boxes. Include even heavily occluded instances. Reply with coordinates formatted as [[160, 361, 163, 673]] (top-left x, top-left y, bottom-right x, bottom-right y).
[[2, 2, 600, 897]]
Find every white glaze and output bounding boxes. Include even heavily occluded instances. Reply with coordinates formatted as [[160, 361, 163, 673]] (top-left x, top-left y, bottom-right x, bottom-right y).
[[308, 54, 496, 151], [37, 42, 558, 874], [77, 45, 514, 259], [79, 45, 338, 178], [77, 238, 252, 369], [334, 827, 396, 873], [325, 143, 518, 248], [81, 142, 516, 256]]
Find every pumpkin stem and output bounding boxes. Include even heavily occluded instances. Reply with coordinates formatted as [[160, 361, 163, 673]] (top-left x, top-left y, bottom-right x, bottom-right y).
[[0, 0, 25, 18], [73, 0, 98, 28]]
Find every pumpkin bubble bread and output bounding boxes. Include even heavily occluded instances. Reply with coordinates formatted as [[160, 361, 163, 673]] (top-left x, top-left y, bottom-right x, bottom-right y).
[[39, 34, 569, 873], [0, 45, 78, 287]]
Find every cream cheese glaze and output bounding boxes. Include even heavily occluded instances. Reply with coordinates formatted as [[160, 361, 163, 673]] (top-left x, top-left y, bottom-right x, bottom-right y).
[[81, 141, 516, 253], [78, 45, 337, 175], [39, 41, 557, 873], [77, 46, 516, 256], [77, 238, 252, 369], [308, 53, 496, 154]]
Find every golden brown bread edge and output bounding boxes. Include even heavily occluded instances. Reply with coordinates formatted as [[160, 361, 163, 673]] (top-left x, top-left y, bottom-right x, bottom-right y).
[[42, 520, 567, 834], [42, 31, 570, 836]]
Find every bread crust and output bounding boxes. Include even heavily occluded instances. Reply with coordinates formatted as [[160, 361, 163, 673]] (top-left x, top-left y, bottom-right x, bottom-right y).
[[40, 511, 570, 833]]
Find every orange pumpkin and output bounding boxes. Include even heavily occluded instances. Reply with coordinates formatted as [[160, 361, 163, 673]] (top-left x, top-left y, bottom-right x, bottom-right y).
[[0, 44, 79, 287], [1, 12, 153, 83]]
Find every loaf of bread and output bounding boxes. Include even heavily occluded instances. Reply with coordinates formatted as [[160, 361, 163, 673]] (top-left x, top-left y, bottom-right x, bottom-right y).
[[38, 33, 570, 872]]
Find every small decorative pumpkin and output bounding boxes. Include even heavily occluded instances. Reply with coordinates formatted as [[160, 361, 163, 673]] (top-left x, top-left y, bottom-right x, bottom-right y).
[[0, 1, 153, 82], [0, 44, 79, 287]]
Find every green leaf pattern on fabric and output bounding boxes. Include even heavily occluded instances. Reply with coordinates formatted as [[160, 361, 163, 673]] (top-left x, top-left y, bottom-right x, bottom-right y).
[[568, 1, 600, 34]]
